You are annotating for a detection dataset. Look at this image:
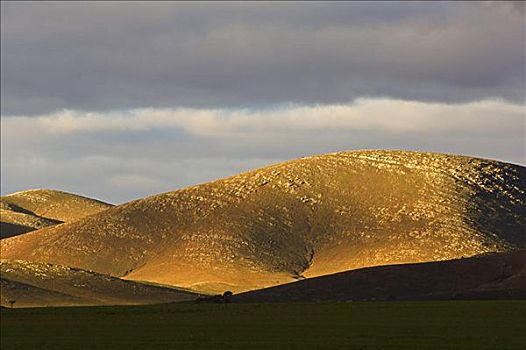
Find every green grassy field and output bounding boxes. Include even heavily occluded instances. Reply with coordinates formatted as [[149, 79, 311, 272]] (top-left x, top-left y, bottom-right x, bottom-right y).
[[1, 301, 525, 350]]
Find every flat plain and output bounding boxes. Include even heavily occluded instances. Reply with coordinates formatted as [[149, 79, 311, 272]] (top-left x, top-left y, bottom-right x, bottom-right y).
[[1, 301, 525, 350]]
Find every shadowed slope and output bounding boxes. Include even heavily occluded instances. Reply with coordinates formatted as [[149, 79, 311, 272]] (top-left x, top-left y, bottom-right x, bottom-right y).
[[0, 210, 62, 239], [1, 151, 525, 293], [235, 250, 526, 302], [0, 223, 33, 239], [0, 189, 112, 238], [1, 279, 92, 307], [0, 260, 196, 307]]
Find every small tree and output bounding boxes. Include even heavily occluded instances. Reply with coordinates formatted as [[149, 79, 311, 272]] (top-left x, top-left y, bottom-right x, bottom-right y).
[[8, 300, 16, 308], [222, 291, 233, 303]]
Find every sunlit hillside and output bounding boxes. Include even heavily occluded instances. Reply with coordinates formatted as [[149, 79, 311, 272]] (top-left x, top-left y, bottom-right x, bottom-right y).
[[1, 151, 524, 293], [0, 189, 112, 238]]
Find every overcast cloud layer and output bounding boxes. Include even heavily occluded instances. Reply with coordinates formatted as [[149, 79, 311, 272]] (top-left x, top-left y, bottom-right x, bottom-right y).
[[1, 1, 525, 114], [1, 2, 525, 203]]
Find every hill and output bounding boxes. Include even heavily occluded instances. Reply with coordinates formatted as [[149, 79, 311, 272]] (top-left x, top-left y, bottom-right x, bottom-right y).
[[1, 151, 525, 293], [0, 209, 62, 239], [235, 250, 526, 302], [0, 260, 196, 307], [0, 189, 112, 238], [1, 189, 113, 222]]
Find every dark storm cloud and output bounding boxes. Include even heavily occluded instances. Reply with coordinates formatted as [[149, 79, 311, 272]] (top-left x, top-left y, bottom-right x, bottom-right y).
[[1, 1, 524, 115]]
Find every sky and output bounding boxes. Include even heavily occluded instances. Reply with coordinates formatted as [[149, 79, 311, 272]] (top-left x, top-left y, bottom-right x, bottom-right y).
[[1, 1, 525, 204]]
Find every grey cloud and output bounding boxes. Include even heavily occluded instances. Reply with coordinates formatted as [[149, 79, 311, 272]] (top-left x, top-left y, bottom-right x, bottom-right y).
[[2, 126, 523, 204], [1, 1, 524, 115]]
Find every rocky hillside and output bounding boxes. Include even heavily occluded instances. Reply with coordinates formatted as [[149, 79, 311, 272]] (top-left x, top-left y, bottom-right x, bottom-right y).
[[1, 151, 525, 293], [0, 189, 112, 238], [1, 189, 113, 222]]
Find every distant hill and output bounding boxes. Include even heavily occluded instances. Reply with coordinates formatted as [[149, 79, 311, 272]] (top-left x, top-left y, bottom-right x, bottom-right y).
[[0, 260, 196, 307], [234, 250, 526, 302], [0, 189, 112, 238], [1, 151, 525, 293], [1, 189, 113, 222], [0, 209, 62, 239]]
